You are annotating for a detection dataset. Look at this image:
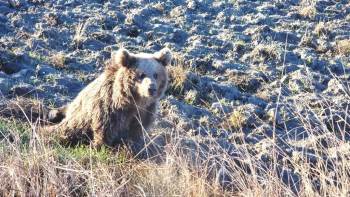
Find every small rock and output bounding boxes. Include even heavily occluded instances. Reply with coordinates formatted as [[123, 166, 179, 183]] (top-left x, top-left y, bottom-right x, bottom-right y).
[[170, 29, 188, 45], [0, 78, 13, 95], [11, 69, 35, 81], [211, 83, 242, 100], [285, 51, 302, 65], [187, 0, 197, 9], [0, 61, 22, 74], [0, 6, 13, 14], [56, 77, 83, 94], [126, 6, 160, 29], [36, 65, 58, 77], [213, 60, 246, 72], [64, 56, 94, 72], [91, 31, 116, 44], [40, 84, 68, 95], [247, 96, 267, 108], [211, 102, 232, 114], [309, 58, 327, 73], [82, 39, 106, 51], [10, 83, 35, 96], [152, 23, 174, 34], [7, 0, 27, 8], [329, 60, 346, 75], [247, 25, 300, 45], [0, 50, 23, 74], [103, 13, 125, 30], [118, 25, 139, 37], [284, 64, 301, 74], [274, 31, 300, 45]]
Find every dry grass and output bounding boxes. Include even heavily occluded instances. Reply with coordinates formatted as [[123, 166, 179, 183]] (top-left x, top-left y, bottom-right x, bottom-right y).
[[1, 76, 350, 196], [1, 95, 350, 196], [299, 5, 317, 19], [73, 22, 88, 48], [51, 52, 67, 68], [168, 65, 187, 91], [336, 39, 350, 56], [168, 53, 189, 96], [314, 22, 330, 38], [249, 43, 282, 63], [298, 0, 317, 19], [226, 110, 245, 129], [0, 117, 231, 196]]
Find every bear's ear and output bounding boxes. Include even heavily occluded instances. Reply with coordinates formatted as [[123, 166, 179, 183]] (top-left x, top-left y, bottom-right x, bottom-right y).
[[154, 48, 172, 67], [111, 48, 135, 68]]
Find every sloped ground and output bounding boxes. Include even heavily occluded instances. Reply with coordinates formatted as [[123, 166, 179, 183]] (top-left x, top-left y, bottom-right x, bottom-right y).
[[0, 0, 350, 196]]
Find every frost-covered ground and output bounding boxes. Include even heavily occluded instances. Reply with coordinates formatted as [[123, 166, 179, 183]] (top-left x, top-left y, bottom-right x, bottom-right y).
[[0, 0, 350, 196]]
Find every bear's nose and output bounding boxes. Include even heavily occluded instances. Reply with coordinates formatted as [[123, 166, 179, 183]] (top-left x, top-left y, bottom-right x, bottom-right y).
[[149, 84, 157, 96]]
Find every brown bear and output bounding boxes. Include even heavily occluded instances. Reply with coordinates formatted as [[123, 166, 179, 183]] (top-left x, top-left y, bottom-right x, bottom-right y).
[[46, 48, 171, 154]]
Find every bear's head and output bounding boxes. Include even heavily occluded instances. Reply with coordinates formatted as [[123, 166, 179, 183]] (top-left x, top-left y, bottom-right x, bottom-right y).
[[108, 48, 172, 107]]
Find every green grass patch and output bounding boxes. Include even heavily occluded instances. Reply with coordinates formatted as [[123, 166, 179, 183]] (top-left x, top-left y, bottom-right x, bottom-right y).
[[0, 118, 127, 166], [55, 144, 128, 166], [29, 51, 50, 63], [0, 118, 31, 146]]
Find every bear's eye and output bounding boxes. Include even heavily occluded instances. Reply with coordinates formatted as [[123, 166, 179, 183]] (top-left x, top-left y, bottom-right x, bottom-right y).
[[139, 73, 146, 80], [153, 73, 158, 79]]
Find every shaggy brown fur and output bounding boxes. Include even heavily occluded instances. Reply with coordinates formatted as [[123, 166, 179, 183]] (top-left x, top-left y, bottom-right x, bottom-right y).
[[46, 48, 171, 153]]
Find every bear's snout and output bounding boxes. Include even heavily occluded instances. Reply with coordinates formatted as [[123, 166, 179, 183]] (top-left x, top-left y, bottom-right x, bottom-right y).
[[148, 84, 157, 96]]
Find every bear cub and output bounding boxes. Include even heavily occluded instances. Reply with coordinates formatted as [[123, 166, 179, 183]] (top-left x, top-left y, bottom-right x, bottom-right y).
[[48, 48, 171, 154]]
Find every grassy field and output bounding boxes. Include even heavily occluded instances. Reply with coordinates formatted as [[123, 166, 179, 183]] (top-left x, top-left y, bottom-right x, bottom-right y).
[[1, 0, 350, 196], [1, 99, 350, 197]]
